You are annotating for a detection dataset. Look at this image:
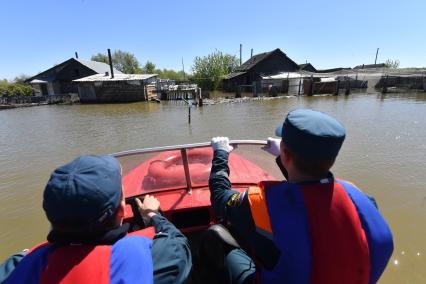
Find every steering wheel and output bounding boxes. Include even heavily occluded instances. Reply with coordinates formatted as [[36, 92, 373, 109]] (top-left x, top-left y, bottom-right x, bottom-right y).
[[126, 196, 147, 231], [125, 195, 164, 232]]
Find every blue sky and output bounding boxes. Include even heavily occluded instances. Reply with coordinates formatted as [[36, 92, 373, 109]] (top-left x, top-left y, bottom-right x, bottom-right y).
[[0, 0, 425, 79]]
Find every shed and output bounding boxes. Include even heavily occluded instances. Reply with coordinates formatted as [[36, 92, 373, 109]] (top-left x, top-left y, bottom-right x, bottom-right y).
[[73, 73, 158, 103], [222, 48, 299, 92], [27, 58, 122, 96]]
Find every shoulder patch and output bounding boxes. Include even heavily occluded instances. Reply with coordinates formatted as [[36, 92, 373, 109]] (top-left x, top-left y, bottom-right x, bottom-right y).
[[227, 192, 245, 207]]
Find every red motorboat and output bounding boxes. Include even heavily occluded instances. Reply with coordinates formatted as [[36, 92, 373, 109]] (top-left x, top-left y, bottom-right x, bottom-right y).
[[113, 140, 283, 283]]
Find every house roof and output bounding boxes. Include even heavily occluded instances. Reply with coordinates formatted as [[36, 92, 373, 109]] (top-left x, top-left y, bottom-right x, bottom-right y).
[[75, 58, 123, 75], [298, 63, 317, 71], [27, 58, 122, 82], [73, 73, 157, 82], [353, 63, 386, 69], [234, 48, 298, 72], [223, 72, 247, 80], [261, 72, 306, 80], [316, 67, 352, 73]]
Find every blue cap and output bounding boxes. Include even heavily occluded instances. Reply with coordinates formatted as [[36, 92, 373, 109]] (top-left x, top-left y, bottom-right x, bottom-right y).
[[275, 108, 346, 160], [43, 155, 122, 226]]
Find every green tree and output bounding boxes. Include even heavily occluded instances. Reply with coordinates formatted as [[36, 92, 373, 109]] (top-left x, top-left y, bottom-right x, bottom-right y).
[[113, 50, 140, 74], [91, 53, 109, 64], [385, 59, 400, 69], [144, 61, 156, 74], [91, 50, 141, 74], [154, 69, 186, 80], [192, 50, 239, 90], [0, 79, 33, 97]]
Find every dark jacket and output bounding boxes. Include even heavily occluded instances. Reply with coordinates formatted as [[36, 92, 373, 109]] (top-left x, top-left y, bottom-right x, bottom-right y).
[[208, 149, 388, 275], [0, 214, 191, 284]]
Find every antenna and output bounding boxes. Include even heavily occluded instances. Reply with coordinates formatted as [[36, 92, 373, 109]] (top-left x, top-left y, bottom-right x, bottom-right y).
[[240, 44, 242, 65], [181, 58, 186, 80]]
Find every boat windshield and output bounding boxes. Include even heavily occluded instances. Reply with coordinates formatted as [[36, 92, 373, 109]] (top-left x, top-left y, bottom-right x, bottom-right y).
[[114, 141, 283, 197]]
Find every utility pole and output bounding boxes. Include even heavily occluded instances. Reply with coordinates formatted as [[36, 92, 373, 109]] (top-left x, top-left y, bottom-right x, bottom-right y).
[[251, 48, 253, 58], [240, 44, 242, 66], [375, 48, 379, 65]]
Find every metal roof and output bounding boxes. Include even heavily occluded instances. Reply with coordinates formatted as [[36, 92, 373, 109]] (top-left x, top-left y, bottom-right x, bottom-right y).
[[30, 78, 52, 84], [26, 58, 122, 82], [261, 72, 307, 79], [73, 73, 157, 82], [76, 59, 123, 74]]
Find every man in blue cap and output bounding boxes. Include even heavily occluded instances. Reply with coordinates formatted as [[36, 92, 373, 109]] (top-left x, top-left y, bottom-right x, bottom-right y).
[[209, 108, 394, 284], [1, 155, 191, 284]]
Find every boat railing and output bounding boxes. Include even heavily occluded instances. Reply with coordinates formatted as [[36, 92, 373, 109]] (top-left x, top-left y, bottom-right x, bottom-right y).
[[111, 140, 267, 193]]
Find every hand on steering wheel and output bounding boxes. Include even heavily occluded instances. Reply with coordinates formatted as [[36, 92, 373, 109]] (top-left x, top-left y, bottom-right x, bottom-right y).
[[135, 194, 160, 225]]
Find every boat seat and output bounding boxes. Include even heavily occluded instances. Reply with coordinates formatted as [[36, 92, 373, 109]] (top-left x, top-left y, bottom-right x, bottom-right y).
[[205, 224, 240, 249]]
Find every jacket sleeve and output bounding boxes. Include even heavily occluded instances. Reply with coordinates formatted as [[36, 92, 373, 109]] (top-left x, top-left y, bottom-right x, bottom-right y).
[[0, 251, 26, 284], [149, 214, 192, 284], [209, 150, 280, 270]]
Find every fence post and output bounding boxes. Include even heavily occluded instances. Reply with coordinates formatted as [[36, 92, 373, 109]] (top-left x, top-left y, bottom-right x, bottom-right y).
[[252, 81, 258, 97], [236, 86, 241, 98], [335, 80, 340, 95], [382, 75, 388, 94], [286, 73, 289, 94], [308, 75, 314, 96], [345, 76, 351, 95], [188, 104, 191, 124], [198, 88, 203, 107], [298, 76, 302, 95]]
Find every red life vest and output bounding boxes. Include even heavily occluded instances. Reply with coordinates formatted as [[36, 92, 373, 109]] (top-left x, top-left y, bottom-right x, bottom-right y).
[[6, 226, 155, 284], [247, 179, 393, 284]]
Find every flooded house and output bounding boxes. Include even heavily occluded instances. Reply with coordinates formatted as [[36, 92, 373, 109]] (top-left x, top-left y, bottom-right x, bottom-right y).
[[27, 58, 122, 96], [73, 73, 157, 103], [222, 48, 299, 92]]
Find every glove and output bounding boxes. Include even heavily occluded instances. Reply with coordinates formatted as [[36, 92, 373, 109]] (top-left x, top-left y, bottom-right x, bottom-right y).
[[211, 137, 234, 153], [262, 137, 281, 156]]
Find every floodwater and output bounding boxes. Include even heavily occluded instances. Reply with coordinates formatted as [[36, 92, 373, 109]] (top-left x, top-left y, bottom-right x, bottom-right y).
[[1, 92, 425, 283]]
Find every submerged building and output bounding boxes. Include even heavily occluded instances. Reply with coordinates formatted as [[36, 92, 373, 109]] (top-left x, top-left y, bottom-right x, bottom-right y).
[[73, 73, 158, 103], [27, 58, 122, 96], [222, 48, 299, 92]]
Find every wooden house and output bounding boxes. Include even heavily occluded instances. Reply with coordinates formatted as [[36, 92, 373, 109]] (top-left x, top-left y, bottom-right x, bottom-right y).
[[73, 73, 157, 103], [27, 58, 122, 96], [222, 48, 299, 92]]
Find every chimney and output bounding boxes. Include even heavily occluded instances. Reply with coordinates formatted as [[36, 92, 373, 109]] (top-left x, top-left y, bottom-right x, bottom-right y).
[[75, 52, 79, 59], [107, 48, 114, 79]]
